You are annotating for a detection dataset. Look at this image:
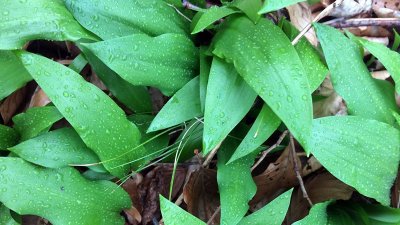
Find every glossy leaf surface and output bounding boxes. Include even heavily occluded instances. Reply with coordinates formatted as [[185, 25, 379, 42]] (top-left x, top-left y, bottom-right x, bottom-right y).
[[191, 6, 239, 34], [0, 125, 19, 151], [259, 0, 305, 14], [160, 195, 206, 225], [292, 201, 331, 225]]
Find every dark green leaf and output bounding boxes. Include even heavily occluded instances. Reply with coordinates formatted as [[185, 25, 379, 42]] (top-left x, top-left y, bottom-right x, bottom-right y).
[[9, 128, 100, 169], [362, 203, 400, 224], [17, 51, 145, 178], [0, 125, 19, 151], [68, 54, 88, 73], [82, 170, 115, 181], [314, 23, 398, 125], [63, 0, 188, 40], [12, 106, 63, 141], [148, 77, 202, 132], [81, 33, 199, 96], [191, 6, 239, 34], [199, 48, 211, 113], [0, 157, 130, 225], [259, 0, 305, 14], [293, 201, 331, 225], [309, 116, 400, 205], [212, 16, 312, 148], [160, 195, 206, 225], [230, 0, 262, 23], [0, 204, 19, 225], [203, 58, 257, 154]]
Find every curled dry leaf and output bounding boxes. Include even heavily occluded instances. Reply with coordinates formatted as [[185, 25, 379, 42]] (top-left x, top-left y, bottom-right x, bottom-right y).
[[373, 0, 400, 17], [28, 87, 51, 108], [122, 174, 144, 225], [0, 86, 27, 124], [329, 0, 372, 18], [313, 92, 347, 118], [287, 2, 318, 46]]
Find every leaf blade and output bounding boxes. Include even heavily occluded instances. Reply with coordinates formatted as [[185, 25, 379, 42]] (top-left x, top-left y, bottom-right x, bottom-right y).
[[160, 195, 206, 225]]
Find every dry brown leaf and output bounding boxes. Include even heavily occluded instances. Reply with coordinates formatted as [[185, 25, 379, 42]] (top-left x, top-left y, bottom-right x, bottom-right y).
[[373, 0, 400, 17], [0, 87, 27, 124], [330, 0, 372, 17], [90, 73, 107, 91], [287, 2, 318, 46], [347, 26, 391, 37], [28, 87, 51, 108], [371, 70, 391, 79]]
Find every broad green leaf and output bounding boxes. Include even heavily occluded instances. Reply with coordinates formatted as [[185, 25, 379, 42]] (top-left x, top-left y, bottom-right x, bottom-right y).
[[362, 203, 400, 224], [82, 33, 199, 96], [17, 51, 145, 178], [351, 36, 400, 94], [203, 58, 257, 154], [0, 0, 96, 50], [314, 23, 398, 125], [228, 104, 281, 163], [0, 204, 19, 225], [218, 138, 257, 225], [63, 0, 188, 40], [0, 157, 130, 225], [0, 51, 32, 101], [239, 189, 293, 225], [212, 16, 312, 148], [328, 208, 356, 225], [80, 46, 152, 113], [309, 116, 400, 205], [191, 6, 239, 34], [199, 48, 211, 113], [9, 128, 100, 168], [148, 77, 202, 132], [230, 0, 262, 23], [259, 0, 306, 14], [159, 195, 206, 225], [12, 106, 63, 141], [293, 201, 331, 225], [281, 20, 328, 91], [0, 125, 19, 150]]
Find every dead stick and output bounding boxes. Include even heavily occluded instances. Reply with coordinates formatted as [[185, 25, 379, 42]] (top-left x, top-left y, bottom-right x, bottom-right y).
[[207, 206, 221, 225], [325, 18, 400, 28]]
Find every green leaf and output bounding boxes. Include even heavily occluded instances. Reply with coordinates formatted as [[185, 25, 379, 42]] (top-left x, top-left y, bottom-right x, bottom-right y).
[[292, 201, 331, 225], [0, 157, 130, 225], [0, 0, 96, 50], [199, 48, 211, 113], [212, 16, 312, 148], [191, 6, 239, 34], [148, 77, 202, 132], [12, 106, 63, 141], [68, 54, 88, 73], [0, 125, 19, 151], [63, 0, 188, 40], [362, 203, 400, 224], [229, 104, 281, 163], [9, 128, 100, 169], [81, 33, 199, 96], [230, 0, 262, 23], [259, 0, 306, 14], [314, 23, 398, 125], [79, 46, 152, 113], [0, 204, 19, 225], [218, 138, 257, 225], [17, 51, 145, 178], [281, 20, 328, 91], [159, 195, 206, 225], [0, 51, 32, 101], [308, 116, 400, 205], [203, 58, 257, 154], [239, 189, 293, 225]]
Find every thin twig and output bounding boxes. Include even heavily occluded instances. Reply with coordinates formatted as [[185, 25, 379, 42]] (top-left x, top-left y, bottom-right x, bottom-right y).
[[324, 18, 400, 28], [289, 134, 313, 207], [183, 0, 204, 12], [291, 0, 344, 45], [167, 3, 192, 22], [207, 206, 221, 225], [251, 130, 289, 171]]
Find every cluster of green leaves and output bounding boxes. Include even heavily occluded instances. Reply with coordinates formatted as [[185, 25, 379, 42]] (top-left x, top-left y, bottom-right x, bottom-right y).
[[0, 0, 399, 224]]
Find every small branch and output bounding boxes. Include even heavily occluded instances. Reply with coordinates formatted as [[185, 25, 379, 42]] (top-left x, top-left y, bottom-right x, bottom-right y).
[[207, 206, 221, 225], [325, 18, 400, 28], [289, 134, 313, 207], [167, 3, 192, 22], [183, 0, 204, 12]]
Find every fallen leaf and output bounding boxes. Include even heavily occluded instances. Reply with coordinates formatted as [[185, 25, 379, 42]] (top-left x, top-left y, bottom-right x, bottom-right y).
[[287, 2, 318, 46], [28, 87, 51, 108], [0, 86, 27, 124], [373, 0, 400, 17]]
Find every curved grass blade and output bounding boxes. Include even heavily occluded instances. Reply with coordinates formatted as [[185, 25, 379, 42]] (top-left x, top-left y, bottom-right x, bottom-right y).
[[0, 125, 19, 151], [81, 33, 199, 96], [0, 0, 97, 50], [9, 128, 100, 169], [12, 106, 63, 141], [148, 76, 202, 132], [212, 15, 312, 149], [191, 6, 239, 34], [0, 157, 131, 225], [17, 51, 145, 178], [258, 0, 305, 14], [63, 0, 189, 40], [203, 58, 257, 154], [160, 195, 206, 225], [309, 116, 400, 206]]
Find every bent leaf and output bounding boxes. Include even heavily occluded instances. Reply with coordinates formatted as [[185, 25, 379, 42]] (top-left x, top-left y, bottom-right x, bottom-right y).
[[148, 76, 202, 132], [64, 0, 188, 40], [314, 23, 398, 125], [17, 51, 145, 178], [0, 125, 19, 151], [230, 0, 262, 23], [309, 116, 400, 206], [160, 195, 206, 225], [212, 16, 312, 148], [0, 157, 130, 225], [0, 204, 19, 225], [9, 128, 100, 169], [203, 58, 257, 154], [259, 0, 305, 14], [82, 33, 199, 96], [0, 0, 96, 50], [293, 201, 331, 225], [191, 6, 239, 34]]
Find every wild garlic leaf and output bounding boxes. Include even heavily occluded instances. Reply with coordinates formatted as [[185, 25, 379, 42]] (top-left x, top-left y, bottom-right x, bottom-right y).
[[212, 15, 312, 149], [259, 0, 306, 14], [63, 0, 188, 40], [0, 157, 131, 225], [148, 76, 202, 132], [0, 204, 19, 225], [9, 128, 100, 169], [191, 6, 239, 34], [0, 0, 96, 50], [203, 58, 257, 154], [160, 195, 206, 225], [0, 51, 32, 101], [0, 125, 19, 151], [292, 201, 331, 225], [314, 23, 399, 125], [81, 33, 199, 96], [309, 116, 400, 206], [17, 51, 145, 178], [229, 0, 262, 23], [199, 48, 212, 113], [12, 106, 63, 141]]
